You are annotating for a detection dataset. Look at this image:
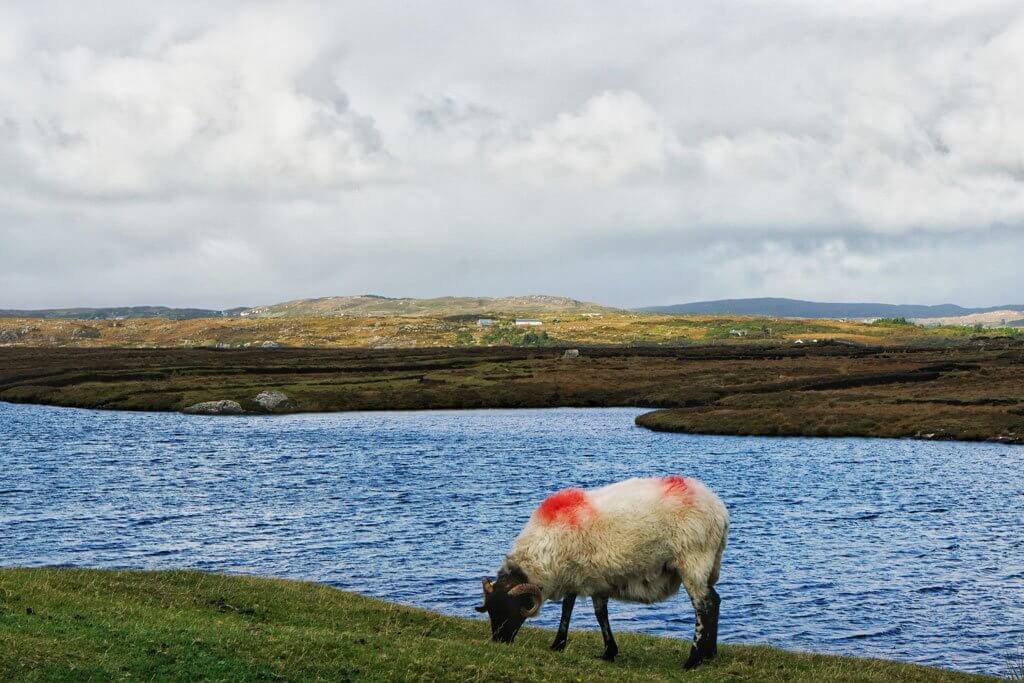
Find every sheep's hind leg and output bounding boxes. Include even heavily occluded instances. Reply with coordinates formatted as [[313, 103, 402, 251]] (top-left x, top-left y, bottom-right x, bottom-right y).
[[592, 596, 619, 662], [550, 593, 576, 651], [683, 578, 719, 669], [703, 586, 721, 657]]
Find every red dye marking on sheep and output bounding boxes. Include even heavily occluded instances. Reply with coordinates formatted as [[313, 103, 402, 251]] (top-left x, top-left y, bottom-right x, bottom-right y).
[[537, 488, 591, 526], [662, 475, 691, 497]]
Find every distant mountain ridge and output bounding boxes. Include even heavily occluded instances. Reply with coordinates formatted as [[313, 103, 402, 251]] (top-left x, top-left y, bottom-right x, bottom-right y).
[[8, 295, 1023, 322], [638, 297, 1024, 319], [0, 306, 244, 321], [241, 295, 615, 318]]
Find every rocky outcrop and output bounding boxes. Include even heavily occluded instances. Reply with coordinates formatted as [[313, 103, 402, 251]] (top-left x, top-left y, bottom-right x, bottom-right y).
[[253, 390, 297, 413], [183, 400, 244, 415]]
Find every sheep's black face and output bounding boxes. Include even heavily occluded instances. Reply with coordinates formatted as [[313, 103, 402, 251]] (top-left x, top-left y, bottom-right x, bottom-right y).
[[475, 571, 542, 644], [481, 588, 528, 643]]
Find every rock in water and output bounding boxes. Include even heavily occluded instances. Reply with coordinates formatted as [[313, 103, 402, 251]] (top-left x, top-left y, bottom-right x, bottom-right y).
[[183, 400, 244, 415], [253, 390, 297, 413]]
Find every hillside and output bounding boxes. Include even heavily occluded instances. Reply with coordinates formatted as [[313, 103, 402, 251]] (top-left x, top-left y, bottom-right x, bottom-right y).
[[0, 568, 996, 682], [241, 294, 616, 317], [640, 297, 1024, 319]]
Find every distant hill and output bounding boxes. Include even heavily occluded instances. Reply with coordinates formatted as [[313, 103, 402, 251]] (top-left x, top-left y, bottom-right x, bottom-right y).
[[0, 306, 240, 321], [639, 297, 1024, 319], [241, 295, 616, 318]]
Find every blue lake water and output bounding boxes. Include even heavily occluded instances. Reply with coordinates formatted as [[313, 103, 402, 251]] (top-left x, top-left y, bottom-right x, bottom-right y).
[[2, 402, 1023, 675]]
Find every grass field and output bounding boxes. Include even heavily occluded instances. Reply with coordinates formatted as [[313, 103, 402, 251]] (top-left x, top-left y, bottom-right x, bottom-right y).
[[0, 568, 998, 682]]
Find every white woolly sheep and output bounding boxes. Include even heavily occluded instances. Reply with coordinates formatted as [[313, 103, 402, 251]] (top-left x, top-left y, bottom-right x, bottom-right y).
[[475, 475, 729, 669]]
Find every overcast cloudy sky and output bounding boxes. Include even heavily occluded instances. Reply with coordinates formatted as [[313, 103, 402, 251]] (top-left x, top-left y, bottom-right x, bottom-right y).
[[2, 1, 1023, 309]]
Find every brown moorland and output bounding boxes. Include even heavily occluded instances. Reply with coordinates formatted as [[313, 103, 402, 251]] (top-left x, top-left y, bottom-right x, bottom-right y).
[[1, 340, 1022, 444]]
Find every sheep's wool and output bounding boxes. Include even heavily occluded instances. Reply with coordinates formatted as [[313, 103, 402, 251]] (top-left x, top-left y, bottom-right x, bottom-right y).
[[503, 476, 728, 605]]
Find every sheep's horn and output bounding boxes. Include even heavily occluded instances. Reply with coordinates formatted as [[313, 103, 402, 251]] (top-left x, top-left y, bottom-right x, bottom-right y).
[[509, 583, 543, 618]]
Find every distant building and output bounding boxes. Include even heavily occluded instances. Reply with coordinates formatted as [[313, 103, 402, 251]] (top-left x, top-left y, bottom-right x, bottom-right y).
[[515, 319, 543, 327], [476, 319, 494, 327]]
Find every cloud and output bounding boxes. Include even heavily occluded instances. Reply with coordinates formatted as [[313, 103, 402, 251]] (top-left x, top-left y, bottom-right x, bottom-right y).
[[0, 1, 1022, 309], [0, 6, 390, 198], [489, 91, 680, 184]]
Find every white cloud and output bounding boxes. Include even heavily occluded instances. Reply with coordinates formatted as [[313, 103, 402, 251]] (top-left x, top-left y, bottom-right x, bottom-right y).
[[489, 91, 680, 184], [0, 7, 390, 198]]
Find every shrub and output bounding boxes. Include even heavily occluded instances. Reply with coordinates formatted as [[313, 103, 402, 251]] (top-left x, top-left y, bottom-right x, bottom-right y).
[[872, 317, 913, 326]]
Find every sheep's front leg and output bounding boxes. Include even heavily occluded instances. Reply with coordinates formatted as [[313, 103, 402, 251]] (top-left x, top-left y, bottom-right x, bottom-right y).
[[550, 593, 576, 651], [592, 596, 618, 662]]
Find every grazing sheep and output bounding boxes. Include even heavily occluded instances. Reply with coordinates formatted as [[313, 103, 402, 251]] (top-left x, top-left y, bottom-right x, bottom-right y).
[[475, 476, 728, 669]]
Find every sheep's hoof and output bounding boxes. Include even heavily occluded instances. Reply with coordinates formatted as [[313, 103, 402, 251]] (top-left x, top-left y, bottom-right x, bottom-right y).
[[550, 639, 567, 652]]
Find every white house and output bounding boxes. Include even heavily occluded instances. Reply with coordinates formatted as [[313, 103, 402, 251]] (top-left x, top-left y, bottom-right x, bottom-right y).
[[514, 319, 543, 327], [477, 319, 495, 327]]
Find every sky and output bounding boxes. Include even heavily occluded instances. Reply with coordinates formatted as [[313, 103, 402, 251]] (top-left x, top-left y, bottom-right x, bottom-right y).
[[2, 1, 1023, 310]]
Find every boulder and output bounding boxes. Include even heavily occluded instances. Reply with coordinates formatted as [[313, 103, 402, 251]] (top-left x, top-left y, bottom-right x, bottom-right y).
[[71, 326, 101, 339], [253, 390, 297, 413], [562, 348, 580, 359], [261, 341, 281, 349], [183, 400, 244, 415]]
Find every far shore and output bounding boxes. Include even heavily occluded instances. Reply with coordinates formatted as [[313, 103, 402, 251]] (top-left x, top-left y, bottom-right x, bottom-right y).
[[2, 342, 1022, 444]]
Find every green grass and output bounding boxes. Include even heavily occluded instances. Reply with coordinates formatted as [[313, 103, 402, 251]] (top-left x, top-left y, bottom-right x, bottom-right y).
[[0, 568, 996, 682]]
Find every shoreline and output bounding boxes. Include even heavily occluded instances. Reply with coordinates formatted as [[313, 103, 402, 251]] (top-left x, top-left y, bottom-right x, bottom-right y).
[[2, 343, 1022, 444]]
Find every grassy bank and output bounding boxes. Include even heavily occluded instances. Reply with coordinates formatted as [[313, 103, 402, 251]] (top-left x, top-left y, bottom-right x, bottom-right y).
[[2, 343, 1023, 444], [0, 568, 996, 682]]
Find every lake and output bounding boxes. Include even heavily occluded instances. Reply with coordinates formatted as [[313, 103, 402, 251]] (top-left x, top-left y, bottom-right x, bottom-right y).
[[2, 402, 1022, 675]]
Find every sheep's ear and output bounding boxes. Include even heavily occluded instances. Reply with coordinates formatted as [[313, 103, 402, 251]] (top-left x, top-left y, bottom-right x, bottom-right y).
[[475, 577, 493, 612]]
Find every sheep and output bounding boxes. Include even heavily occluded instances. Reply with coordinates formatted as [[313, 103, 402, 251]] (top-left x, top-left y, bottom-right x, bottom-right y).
[[475, 475, 728, 670]]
